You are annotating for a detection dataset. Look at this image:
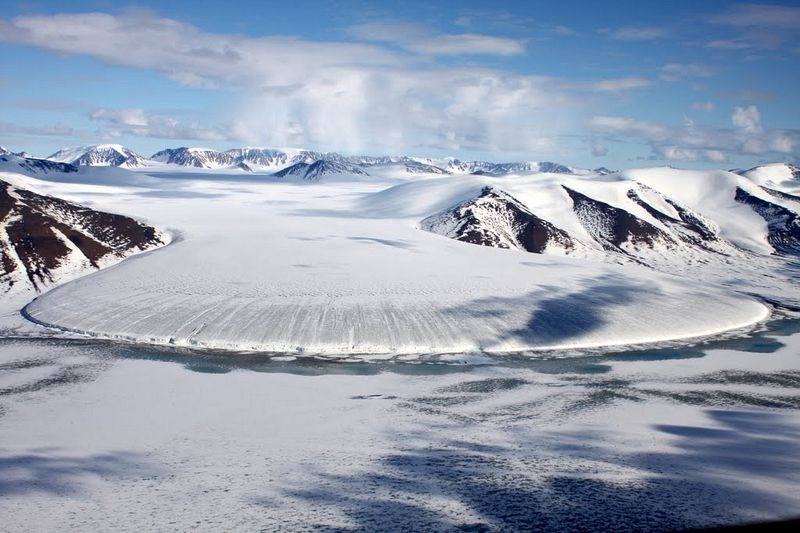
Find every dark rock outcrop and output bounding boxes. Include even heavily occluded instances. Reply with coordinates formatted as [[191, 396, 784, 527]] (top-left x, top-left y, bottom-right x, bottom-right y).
[[563, 186, 674, 252], [626, 187, 719, 250], [274, 160, 368, 180], [421, 187, 574, 254], [1, 178, 164, 292], [735, 187, 800, 255]]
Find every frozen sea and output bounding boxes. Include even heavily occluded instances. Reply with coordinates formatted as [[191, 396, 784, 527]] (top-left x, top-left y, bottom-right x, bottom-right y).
[[1, 317, 799, 531]]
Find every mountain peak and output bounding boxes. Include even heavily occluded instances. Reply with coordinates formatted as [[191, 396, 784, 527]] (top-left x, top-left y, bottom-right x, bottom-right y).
[[49, 144, 145, 168]]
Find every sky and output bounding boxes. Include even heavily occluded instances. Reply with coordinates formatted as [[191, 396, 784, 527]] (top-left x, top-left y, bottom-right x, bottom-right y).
[[0, 0, 798, 170]]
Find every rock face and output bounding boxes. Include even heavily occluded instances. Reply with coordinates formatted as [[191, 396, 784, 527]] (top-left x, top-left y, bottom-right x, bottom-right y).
[[563, 186, 674, 253], [735, 187, 800, 255], [420, 187, 575, 254], [626, 187, 720, 250], [0, 178, 164, 292]]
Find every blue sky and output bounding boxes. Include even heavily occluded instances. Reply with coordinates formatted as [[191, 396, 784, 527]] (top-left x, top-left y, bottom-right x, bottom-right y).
[[0, 0, 798, 169]]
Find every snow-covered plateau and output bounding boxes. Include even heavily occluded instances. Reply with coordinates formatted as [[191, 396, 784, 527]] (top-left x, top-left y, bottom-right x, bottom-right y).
[[2, 150, 800, 530]]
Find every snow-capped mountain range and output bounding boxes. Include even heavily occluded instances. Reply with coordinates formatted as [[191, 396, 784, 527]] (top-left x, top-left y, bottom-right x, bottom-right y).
[[36, 144, 616, 179], [3, 140, 800, 295]]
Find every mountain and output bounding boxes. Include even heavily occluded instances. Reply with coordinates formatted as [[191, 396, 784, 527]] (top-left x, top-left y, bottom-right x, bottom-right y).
[[417, 168, 800, 267], [151, 147, 235, 168], [144, 146, 594, 178], [738, 163, 800, 191], [446, 159, 577, 176], [1, 176, 165, 293], [273, 159, 368, 180], [420, 187, 576, 254], [1, 151, 79, 175], [225, 148, 320, 170], [735, 186, 800, 255], [49, 144, 146, 168]]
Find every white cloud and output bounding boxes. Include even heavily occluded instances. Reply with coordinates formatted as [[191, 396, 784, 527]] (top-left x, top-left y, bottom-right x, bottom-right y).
[[706, 39, 756, 50], [731, 105, 763, 134], [656, 146, 727, 163], [711, 4, 800, 29], [0, 121, 85, 138], [660, 63, 714, 82], [90, 108, 229, 141], [590, 141, 609, 157], [707, 4, 799, 51], [588, 106, 798, 161], [600, 27, 669, 41], [587, 116, 670, 140], [347, 22, 526, 56], [590, 77, 653, 92], [0, 12, 575, 155]]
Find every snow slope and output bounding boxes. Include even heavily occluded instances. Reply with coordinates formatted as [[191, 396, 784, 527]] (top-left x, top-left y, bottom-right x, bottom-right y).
[[12, 164, 787, 356], [739, 163, 800, 193]]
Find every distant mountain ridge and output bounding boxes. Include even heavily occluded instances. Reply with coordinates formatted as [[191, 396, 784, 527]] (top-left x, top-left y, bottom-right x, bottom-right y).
[[39, 144, 613, 178], [49, 144, 146, 168]]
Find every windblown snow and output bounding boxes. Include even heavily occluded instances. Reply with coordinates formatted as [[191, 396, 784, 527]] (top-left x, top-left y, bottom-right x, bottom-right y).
[[3, 153, 798, 356]]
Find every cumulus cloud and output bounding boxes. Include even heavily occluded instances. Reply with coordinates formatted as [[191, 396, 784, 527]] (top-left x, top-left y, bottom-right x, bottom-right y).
[[588, 105, 797, 162], [731, 105, 763, 135], [0, 11, 582, 154]]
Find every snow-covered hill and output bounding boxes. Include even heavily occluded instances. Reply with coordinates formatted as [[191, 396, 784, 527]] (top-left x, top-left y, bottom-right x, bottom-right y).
[[1, 150, 79, 175], [417, 167, 800, 268], [274, 159, 369, 180], [421, 187, 578, 255], [0, 175, 165, 294], [738, 163, 800, 193], [49, 144, 146, 168]]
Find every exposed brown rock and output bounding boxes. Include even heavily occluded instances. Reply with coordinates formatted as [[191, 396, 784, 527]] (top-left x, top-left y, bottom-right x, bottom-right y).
[[0, 178, 164, 292]]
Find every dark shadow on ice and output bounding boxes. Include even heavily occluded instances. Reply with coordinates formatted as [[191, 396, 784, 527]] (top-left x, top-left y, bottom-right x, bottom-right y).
[[259, 408, 800, 531], [0, 450, 158, 496], [442, 274, 651, 348]]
